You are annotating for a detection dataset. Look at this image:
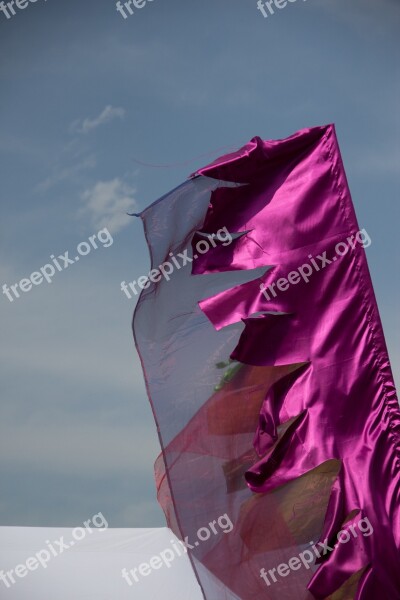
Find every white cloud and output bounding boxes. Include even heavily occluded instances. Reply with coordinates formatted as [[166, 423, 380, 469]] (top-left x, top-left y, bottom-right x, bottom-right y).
[[80, 178, 138, 234], [71, 105, 126, 135], [36, 154, 96, 192]]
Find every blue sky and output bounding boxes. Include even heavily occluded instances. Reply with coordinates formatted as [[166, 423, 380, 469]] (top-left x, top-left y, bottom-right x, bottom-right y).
[[0, 0, 399, 527]]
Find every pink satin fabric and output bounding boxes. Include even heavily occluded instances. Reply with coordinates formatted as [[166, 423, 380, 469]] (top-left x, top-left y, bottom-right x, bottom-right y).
[[134, 124, 400, 599]]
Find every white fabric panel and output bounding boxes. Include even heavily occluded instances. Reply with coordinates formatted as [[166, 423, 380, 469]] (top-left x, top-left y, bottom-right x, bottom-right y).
[[0, 527, 204, 599]]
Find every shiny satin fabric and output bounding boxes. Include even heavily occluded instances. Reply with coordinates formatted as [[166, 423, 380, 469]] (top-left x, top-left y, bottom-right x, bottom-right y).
[[133, 124, 400, 599]]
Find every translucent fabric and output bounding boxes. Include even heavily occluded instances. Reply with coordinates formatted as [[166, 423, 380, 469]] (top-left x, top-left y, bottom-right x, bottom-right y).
[[133, 125, 400, 600]]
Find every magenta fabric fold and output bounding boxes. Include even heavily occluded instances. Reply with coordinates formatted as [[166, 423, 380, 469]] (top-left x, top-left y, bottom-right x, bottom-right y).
[[133, 124, 400, 600]]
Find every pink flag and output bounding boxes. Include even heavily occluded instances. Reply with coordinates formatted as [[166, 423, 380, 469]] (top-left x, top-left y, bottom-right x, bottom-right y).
[[133, 124, 400, 599]]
